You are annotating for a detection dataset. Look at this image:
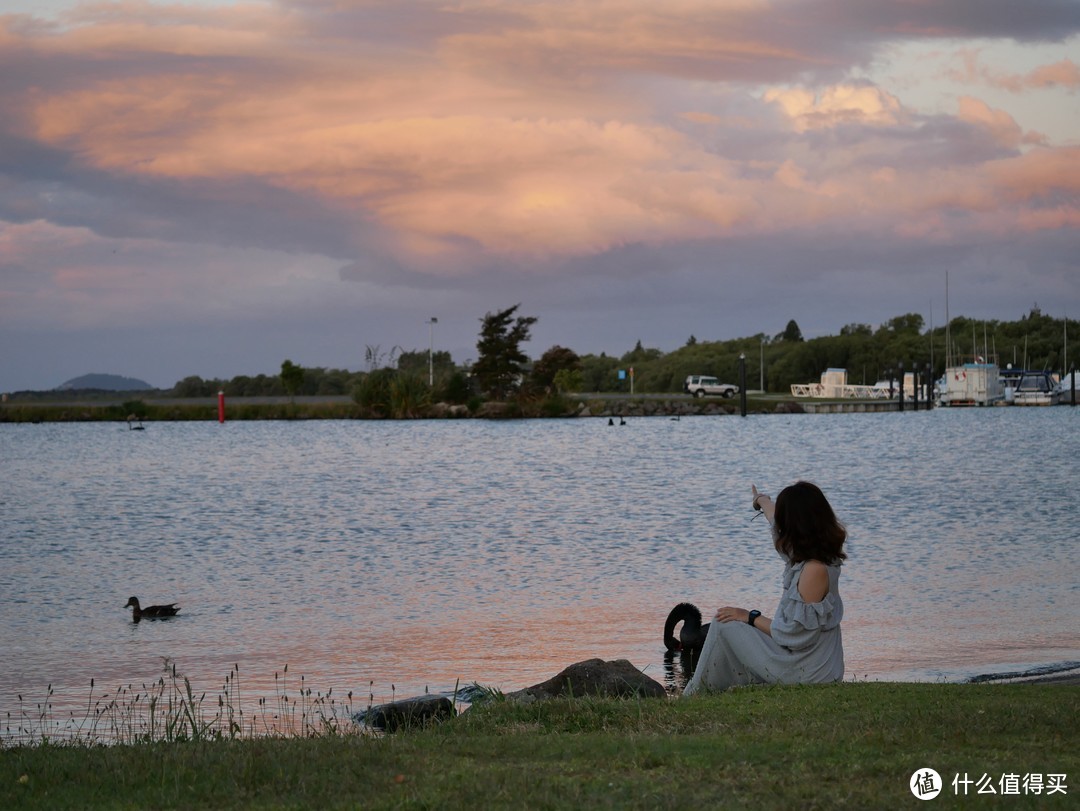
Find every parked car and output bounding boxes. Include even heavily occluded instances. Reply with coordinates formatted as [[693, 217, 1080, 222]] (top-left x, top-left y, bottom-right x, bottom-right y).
[[684, 375, 738, 398]]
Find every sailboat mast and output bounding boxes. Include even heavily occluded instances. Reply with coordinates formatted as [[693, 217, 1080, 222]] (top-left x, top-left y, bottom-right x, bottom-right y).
[[945, 271, 951, 368], [929, 300, 934, 377]]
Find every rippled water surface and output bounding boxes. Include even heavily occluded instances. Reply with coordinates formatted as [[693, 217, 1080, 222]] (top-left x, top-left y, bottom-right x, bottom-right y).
[[2, 408, 1078, 732]]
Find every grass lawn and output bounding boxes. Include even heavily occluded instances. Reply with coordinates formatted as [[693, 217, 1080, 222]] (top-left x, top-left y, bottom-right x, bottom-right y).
[[2, 682, 1076, 809]]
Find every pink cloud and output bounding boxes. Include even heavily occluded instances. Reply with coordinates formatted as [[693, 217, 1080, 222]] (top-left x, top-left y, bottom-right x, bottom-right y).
[[1022, 59, 1080, 90], [956, 96, 1023, 148], [988, 146, 1080, 201], [2, 0, 1079, 272], [951, 50, 1080, 93], [763, 84, 905, 132]]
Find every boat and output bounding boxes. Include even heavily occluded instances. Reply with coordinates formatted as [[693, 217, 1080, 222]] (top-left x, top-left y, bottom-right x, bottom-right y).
[[1002, 369, 1060, 406], [939, 356, 1004, 407], [938, 273, 1004, 407], [1058, 370, 1079, 405]]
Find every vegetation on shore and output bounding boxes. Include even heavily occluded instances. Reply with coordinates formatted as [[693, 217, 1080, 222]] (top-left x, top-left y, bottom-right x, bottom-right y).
[[4, 306, 1075, 422], [2, 682, 1076, 809], [0, 393, 789, 424]]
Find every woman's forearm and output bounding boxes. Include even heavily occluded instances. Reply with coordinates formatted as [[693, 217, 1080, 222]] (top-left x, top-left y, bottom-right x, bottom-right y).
[[753, 492, 775, 525], [751, 614, 772, 636]]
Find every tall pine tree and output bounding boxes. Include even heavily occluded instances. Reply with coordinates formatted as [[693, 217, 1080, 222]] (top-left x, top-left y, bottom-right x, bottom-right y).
[[473, 304, 537, 399]]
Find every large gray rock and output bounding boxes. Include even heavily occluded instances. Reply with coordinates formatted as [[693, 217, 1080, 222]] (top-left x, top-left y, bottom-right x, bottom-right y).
[[356, 695, 455, 731], [508, 658, 665, 703]]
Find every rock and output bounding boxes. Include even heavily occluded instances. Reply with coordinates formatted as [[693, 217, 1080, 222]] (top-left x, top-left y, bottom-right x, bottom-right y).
[[356, 695, 455, 731], [508, 658, 665, 703], [476, 402, 514, 418], [428, 402, 470, 418]]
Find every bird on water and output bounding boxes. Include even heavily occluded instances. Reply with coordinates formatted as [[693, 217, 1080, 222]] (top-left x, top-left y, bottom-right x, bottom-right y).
[[124, 596, 180, 621]]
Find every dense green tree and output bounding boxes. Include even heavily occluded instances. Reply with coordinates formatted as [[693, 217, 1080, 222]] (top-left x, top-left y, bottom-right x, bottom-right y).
[[472, 304, 537, 399], [280, 359, 304, 401], [779, 319, 804, 342], [552, 368, 584, 394], [170, 376, 225, 397], [882, 314, 925, 334], [530, 345, 581, 392], [580, 353, 620, 392], [438, 371, 473, 404], [313, 368, 358, 396], [840, 323, 872, 336], [621, 340, 663, 364]]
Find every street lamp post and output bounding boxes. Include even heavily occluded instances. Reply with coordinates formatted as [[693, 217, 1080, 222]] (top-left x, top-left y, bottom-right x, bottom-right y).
[[739, 352, 747, 417], [427, 317, 438, 387]]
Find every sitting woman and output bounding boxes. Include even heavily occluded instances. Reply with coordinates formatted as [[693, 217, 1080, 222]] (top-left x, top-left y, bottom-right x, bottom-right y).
[[682, 481, 846, 695]]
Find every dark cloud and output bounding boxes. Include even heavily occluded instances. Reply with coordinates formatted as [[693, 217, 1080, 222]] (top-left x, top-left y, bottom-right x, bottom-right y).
[[1, 1, 1078, 391], [817, 0, 1080, 42]]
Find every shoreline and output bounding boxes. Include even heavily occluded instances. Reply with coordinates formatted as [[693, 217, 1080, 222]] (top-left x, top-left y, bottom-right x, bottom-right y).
[[993, 671, 1080, 686], [4, 390, 1076, 423], [966, 662, 1080, 686]]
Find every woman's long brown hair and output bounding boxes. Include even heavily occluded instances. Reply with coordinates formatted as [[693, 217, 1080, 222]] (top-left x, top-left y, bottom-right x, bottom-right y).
[[773, 481, 847, 564]]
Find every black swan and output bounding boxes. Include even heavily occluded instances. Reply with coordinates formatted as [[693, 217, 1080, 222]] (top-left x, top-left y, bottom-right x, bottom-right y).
[[663, 602, 709, 654]]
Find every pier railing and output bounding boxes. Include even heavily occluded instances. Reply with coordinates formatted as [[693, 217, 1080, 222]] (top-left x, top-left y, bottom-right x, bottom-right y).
[[790, 383, 892, 399]]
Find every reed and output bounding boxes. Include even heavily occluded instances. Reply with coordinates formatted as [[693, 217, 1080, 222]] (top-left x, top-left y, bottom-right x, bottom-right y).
[[2, 659, 363, 747]]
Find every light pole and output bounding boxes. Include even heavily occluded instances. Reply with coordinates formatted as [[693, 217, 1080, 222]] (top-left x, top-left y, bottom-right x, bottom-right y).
[[739, 352, 747, 417], [427, 317, 438, 387]]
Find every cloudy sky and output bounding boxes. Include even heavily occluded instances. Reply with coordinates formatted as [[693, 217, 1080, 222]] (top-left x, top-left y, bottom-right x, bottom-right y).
[[1, 0, 1078, 391]]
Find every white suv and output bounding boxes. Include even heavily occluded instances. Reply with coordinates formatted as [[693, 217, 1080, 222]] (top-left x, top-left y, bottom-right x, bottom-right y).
[[684, 375, 738, 398]]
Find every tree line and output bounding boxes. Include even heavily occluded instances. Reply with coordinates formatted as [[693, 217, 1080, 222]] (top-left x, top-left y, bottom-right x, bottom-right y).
[[156, 305, 1080, 403]]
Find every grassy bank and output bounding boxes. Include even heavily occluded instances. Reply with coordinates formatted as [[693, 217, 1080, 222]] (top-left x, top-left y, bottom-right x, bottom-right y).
[[0, 395, 780, 423], [3, 683, 1076, 809], [0, 400, 365, 423]]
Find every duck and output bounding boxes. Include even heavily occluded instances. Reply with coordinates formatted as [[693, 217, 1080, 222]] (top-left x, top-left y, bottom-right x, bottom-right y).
[[125, 596, 180, 621]]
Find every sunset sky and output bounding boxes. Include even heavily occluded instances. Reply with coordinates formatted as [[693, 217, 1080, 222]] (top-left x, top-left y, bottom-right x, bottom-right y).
[[2, 0, 1078, 391]]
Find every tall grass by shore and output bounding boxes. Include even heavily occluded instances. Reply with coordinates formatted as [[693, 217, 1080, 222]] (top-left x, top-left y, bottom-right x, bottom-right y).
[[3, 661, 361, 747], [3, 678, 1076, 809]]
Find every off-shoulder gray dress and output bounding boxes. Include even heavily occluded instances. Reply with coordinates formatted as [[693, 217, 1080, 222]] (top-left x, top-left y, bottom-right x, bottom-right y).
[[682, 557, 844, 694]]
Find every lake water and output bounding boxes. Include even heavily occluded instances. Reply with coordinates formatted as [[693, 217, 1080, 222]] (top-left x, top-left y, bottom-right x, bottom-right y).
[[2, 408, 1078, 738]]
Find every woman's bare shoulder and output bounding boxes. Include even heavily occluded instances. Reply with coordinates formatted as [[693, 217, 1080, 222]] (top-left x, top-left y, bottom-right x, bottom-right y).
[[798, 560, 830, 602]]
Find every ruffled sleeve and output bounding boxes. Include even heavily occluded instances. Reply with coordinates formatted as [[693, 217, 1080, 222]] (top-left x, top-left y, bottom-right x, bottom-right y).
[[770, 562, 843, 651]]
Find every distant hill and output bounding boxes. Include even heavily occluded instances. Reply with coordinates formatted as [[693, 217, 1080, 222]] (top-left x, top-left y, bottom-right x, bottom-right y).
[[57, 374, 155, 391]]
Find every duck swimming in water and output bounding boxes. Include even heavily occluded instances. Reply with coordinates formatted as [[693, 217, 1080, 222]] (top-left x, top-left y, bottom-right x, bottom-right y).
[[125, 596, 180, 621]]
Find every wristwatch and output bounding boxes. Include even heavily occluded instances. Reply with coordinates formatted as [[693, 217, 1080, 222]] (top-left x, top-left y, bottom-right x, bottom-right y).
[[747, 610, 761, 626]]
